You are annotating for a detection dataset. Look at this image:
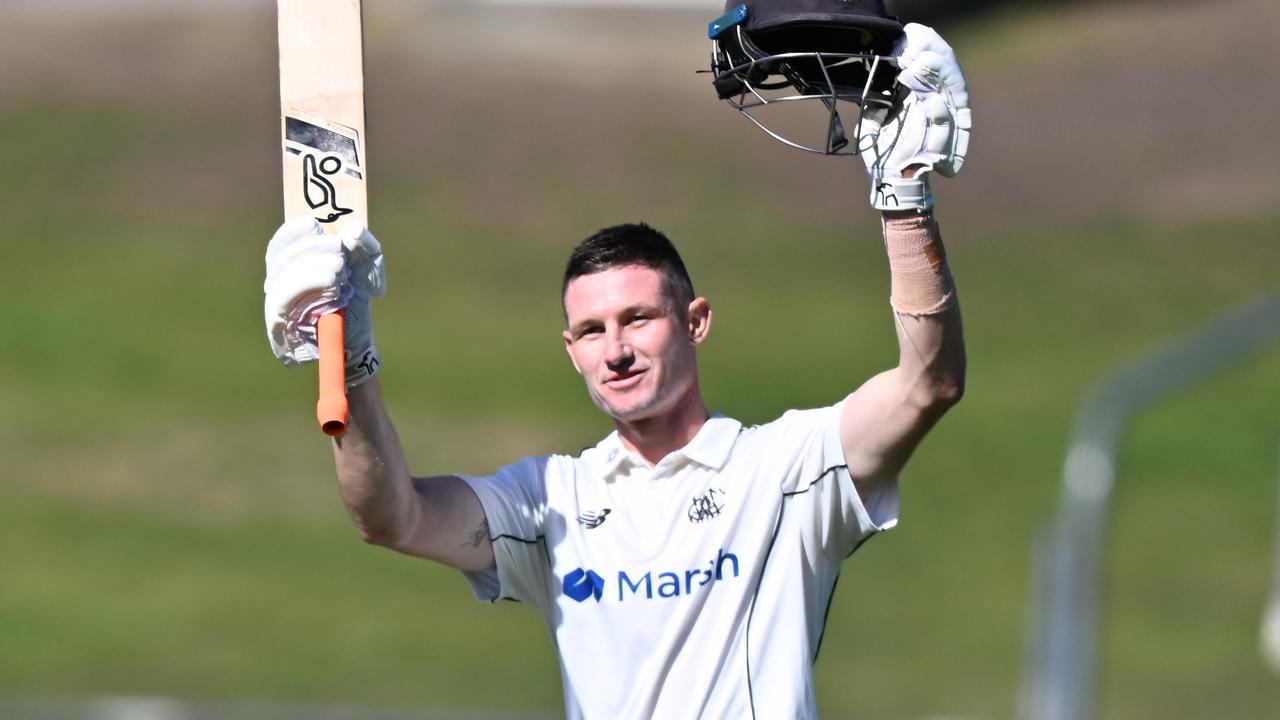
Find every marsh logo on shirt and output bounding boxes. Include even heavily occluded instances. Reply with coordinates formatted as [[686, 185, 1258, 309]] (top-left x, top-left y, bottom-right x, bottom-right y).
[[562, 568, 606, 602], [560, 549, 740, 604]]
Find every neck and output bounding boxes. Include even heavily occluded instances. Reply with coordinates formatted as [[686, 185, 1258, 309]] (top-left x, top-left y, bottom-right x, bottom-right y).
[[614, 391, 709, 467]]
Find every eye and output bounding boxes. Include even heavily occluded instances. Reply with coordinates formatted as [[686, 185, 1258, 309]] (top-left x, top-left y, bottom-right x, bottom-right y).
[[628, 314, 650, 326], [578, 325, 603, 339]]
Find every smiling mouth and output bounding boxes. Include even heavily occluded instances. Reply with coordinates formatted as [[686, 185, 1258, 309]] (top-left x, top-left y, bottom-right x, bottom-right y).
[[604, 369, 645, 389]]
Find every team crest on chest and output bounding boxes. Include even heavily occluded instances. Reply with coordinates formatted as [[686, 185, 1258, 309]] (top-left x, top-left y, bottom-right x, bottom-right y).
[[687, 487, 727, 524]]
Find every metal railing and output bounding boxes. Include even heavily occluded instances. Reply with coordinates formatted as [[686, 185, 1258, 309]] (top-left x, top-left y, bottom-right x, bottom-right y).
[[1020, 289, 1280, 720]]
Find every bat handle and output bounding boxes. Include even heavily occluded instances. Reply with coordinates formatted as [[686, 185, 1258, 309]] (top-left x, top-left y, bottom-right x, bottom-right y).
[[316, 310, 348, 437]]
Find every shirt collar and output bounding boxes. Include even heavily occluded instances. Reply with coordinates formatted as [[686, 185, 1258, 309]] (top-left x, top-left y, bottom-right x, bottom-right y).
[[592, 431, 635, 478], [591, 414, 742, 478], [675, 414, 741, 471]]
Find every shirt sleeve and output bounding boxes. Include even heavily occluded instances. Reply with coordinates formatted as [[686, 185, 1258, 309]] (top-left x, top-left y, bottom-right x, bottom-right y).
[[457, 455, 554, 607], [771, 401, 900, 559]]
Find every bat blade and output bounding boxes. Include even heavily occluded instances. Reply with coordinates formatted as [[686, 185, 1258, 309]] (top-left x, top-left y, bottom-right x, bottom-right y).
[[278, 0, 368, 228], [277, 0, 368, 436]]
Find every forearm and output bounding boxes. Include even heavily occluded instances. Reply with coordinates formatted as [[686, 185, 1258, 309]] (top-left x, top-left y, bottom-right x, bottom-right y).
[[882, 210, 966, 408], [839, 211, 967, 484], [329, 378, 494, 570], [331, 377, 419, 545]]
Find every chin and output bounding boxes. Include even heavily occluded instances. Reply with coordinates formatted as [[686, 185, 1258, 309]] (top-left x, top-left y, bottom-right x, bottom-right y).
[[591, 389, 661, 423], [604, 399, 659, 423]]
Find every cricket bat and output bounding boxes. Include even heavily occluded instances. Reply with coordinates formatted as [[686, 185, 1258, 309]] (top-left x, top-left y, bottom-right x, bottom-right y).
[[277, 0, 368, 437]]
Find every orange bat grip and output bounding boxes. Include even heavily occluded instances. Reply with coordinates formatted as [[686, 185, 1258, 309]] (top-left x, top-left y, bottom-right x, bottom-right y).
[[316, 310, 348, 436]]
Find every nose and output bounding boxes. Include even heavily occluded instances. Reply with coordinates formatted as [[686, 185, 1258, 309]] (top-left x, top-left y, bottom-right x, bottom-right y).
[[604, 328, 633, 371]]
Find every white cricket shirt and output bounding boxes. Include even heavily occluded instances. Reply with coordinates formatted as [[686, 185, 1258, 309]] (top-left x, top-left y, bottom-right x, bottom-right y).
[[460, 400, 899, 719]]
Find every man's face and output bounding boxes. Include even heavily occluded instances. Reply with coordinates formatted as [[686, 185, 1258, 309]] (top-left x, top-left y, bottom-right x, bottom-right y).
[[562, 265, 710, 423]]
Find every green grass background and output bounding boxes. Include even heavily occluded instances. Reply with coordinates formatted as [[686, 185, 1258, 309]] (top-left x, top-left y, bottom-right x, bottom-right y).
[[1, 2, 1278, 718]]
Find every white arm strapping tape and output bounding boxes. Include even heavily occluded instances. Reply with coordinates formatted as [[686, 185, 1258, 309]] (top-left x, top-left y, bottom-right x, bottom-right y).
[[883, 213, 956, 316]]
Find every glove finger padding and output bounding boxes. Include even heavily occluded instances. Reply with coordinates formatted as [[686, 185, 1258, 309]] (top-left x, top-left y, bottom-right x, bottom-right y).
[[263, 217, 384, 384], [858, 23, 971, 209], [264, 246, 351, 367], [337, 221, 387, 297], [895, 25, 966, 98], [896, 26, 970, 179], [920, 93, 956, 167], [265, 216, 323, 267]]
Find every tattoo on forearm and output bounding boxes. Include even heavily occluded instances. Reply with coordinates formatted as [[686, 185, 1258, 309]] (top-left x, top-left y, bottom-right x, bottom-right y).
[[462, 519, 489, 548]]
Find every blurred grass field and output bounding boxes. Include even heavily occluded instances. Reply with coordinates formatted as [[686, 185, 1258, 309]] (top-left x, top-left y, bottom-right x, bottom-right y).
[[1, 1, 1278, 718]]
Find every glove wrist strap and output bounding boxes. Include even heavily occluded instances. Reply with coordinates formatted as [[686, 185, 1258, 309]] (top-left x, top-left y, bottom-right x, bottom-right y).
[[870, 174, 934, 212], [345, 345, 381, 388]]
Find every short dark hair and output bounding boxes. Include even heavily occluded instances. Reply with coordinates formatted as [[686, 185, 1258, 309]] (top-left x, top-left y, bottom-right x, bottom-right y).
[[561, 223, 695, 315]]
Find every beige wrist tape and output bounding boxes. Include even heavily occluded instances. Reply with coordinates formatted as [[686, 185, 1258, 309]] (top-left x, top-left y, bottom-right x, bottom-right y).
[[883, 213, 956, 316]]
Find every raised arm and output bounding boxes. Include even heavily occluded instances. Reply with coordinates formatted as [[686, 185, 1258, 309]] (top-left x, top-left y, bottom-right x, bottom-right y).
[[840, 209, 965, 493], [333, 379, 494, 572], [263, 219, 494, 572], [840, 24, 972, 494]]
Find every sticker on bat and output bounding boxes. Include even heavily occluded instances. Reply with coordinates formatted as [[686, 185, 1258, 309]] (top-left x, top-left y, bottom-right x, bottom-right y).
[[283, 116, 364, 224], [301, 153, 353, 223]]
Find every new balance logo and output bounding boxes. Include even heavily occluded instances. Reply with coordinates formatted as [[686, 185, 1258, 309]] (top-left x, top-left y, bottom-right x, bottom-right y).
[[562, 568, 605, 603], [577, 508, 611, 529]]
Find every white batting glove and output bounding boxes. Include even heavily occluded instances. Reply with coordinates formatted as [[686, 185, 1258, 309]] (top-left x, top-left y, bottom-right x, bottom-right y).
[[858, 23, 972, 212], [264, 217, 386, 386]]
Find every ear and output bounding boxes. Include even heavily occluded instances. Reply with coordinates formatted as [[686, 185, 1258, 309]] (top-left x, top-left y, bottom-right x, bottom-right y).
[[686, 297, 712, 345], [562, 329, 582, 374]]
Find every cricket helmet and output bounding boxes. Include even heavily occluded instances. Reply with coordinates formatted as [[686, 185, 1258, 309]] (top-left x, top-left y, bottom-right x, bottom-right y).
[[707, 0, 905, 154]]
